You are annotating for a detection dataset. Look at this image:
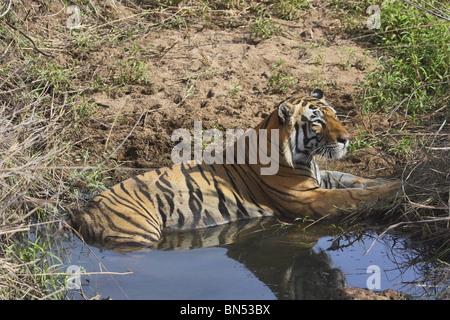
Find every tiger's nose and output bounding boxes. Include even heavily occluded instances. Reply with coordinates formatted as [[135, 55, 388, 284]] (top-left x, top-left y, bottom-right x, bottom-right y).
[[337, 133, 350, 145]]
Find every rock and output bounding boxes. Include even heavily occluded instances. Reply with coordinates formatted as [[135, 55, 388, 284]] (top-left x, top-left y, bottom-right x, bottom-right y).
[[331, 287, 406, 300]]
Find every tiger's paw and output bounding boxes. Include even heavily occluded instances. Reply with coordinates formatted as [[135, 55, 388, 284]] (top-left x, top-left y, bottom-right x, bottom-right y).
[[353, 177, 399, 188], [372, 180, 402, 197], [385, 180, 402, 192]]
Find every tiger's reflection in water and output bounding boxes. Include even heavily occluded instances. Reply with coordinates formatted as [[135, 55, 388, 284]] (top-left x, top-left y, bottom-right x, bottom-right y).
[[108, 217, 346, 300]]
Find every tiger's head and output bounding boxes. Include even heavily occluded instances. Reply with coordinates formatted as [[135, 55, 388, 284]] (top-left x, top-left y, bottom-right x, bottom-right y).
[[277, 89, 350, 167]]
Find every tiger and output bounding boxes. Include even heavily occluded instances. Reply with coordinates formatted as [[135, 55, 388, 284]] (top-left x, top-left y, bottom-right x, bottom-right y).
[[70, 89, 401, 250]]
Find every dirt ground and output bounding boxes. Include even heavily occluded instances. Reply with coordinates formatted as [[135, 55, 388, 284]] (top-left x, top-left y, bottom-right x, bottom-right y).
[[44, 2, 399, 186], [331, 287, 406, 300]]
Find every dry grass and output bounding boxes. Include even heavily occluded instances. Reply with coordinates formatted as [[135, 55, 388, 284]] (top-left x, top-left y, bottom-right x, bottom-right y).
[[0, 2, 83, 297], [341, 110, 449, 298], [0, 95, 78, 298], [369, 119, 448, 258], [341, 107, 449, 257], [0, 0, 448, 299]]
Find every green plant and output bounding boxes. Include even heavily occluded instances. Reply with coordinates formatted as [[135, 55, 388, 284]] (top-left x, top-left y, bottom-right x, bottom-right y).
[[250, 5, 281, 39], [111, 57, 150, 85], [229, 82, 241, 98], [30, 60, 75, 94], [269, 59, 296, 93], [313, 53, 324, 66], [222, 0, 245, 9], [273, 0, 311, 20], [388, 136, 415, 156], [358, 0, 449, 119], [348, 135, 378, 153], [306, 69, 328, 88], [338, 47, 357, 70], [72, 99, 98, 125], [2, 235, 67, 299]]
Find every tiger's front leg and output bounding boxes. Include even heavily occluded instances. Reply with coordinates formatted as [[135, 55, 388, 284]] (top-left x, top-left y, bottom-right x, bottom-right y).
[[320, 170, 392, 189], [298, 179, 401, 218]]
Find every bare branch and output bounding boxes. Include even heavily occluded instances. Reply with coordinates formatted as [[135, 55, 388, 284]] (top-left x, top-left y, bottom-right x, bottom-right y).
[[0, 0, 12, 18], [402, 0, 450, 21]]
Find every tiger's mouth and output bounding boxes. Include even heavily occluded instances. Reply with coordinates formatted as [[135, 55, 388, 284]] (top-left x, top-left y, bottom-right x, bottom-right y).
[[293, 137, 348, 164], [293, 143, 347, 163]]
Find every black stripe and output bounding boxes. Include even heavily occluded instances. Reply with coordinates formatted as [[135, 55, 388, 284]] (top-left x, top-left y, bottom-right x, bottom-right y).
[[196, 164, 211, 185], [315, 119, 326, 127], [202, 209, 217, 227], [105, 238, 158, 248], [209, 172, 232, 222], [294, 122, 300, 153], [100, 188, 149, 221], [116, 183, 159, 224], [177, 209, 185, 228], [283, 186, 320, 192], [244, 162, 293, 197], [131, 189, 160, 229], [260, 112, 274, 130], [159, 172, 173, 188], [163, 192, 175, 217], [105, 184, 139, 208], [251, 167, 291, 196], [226, 163, 265, 210], [131, 175, 162, 227], [155, 194, 166, 226], [180, 163, 203, 228], [103, 188, 160, 231], [288, 97, 302, 104], [99, 201, 160, 238], [85, 202, 106, 241], [302, 123, 318, 147], [155, 180, 175, 216], [183, 164, 204, 201], [220, 164, 243, 199], [232, 191, 249, 219], [132, 175, 153, 199]]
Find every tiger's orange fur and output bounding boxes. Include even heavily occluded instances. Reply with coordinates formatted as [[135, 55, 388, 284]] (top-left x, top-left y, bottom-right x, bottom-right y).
[[71, 90, 400, 250]]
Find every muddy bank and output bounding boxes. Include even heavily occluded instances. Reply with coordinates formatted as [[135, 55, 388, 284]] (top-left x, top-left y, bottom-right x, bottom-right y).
[[66, 5, 398, 185]]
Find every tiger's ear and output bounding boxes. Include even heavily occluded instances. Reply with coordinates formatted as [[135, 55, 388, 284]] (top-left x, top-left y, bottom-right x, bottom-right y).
[[278, 101, 293, 126], [311, 89, 324, 100]]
